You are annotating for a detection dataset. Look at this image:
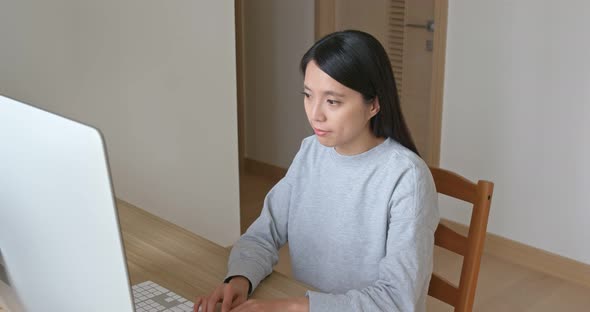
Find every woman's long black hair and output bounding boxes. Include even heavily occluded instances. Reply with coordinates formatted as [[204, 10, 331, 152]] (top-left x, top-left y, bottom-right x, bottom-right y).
[[300, 30, 420, 157]]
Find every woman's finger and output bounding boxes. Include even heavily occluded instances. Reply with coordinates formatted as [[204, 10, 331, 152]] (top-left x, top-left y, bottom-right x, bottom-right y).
[[207, 285, 224, 312], [221, 283, 238, 312], [193, 297, 202, 312]]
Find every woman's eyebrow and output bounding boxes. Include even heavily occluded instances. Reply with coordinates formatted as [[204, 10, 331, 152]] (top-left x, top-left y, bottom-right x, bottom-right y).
[[303, 85, 345, 98], [324, 90, 345, 98]]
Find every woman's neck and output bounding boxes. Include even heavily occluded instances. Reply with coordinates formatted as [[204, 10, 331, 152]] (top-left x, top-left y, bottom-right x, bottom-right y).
[[334, 130, 386, 156]]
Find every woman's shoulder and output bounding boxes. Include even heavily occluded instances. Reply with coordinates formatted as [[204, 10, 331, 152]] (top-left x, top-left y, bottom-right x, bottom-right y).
[[383, 139, 433, 187], [385, 139, 428, 170], [385, 140, 438, 221]]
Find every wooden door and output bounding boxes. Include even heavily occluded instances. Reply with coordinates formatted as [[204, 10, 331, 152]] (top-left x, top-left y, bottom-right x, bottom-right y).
[[316, 0, 448, 165]]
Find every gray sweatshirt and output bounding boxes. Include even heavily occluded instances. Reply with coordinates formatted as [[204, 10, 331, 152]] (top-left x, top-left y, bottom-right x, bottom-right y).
[[226, 135, 440, 311]]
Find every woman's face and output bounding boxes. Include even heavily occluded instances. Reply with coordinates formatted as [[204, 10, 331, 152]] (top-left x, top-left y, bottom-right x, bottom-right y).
[[303, 61, 381, 155]]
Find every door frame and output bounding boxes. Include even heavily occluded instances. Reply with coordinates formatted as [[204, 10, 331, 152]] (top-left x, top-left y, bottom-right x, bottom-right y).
[[314, 0, 448, 166], [235, 0, 245, 174]]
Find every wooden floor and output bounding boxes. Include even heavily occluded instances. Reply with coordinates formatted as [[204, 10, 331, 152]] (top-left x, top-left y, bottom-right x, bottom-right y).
[[239, 171, 590, 311]]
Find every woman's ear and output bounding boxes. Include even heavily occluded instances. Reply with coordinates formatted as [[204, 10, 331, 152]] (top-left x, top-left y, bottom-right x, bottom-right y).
[[369, 97, 381, 118]]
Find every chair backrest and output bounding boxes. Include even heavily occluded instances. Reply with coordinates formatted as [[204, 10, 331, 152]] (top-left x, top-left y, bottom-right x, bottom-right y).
[[427, 166, 494, 312]]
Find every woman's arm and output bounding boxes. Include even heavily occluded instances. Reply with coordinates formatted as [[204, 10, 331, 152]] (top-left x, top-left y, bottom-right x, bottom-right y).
[[225, 178, 293, 294]]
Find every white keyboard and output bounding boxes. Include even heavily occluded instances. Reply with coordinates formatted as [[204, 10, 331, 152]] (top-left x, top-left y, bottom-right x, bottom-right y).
[[132, 281, 194, 312]]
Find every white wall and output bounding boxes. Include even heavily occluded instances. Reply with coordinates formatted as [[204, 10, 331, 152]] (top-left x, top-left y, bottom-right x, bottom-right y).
[[442, 0, 590, 264], [243, 0, 315, 168], [0, 0, 241, 246]]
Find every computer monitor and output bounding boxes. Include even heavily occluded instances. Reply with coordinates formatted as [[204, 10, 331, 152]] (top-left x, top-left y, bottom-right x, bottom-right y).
[[0, 95, 135, 311]]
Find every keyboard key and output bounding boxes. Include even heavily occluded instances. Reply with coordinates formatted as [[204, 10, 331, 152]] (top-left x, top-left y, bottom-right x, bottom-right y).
[[133, 281, 193, 312], [180, 304, 193, 311]]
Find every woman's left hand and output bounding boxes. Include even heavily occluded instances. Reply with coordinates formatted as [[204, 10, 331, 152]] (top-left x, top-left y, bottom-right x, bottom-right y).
[[229, 297, 309, 312]]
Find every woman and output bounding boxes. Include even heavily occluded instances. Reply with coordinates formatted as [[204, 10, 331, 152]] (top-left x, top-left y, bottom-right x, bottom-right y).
[[195, 30, 439, 312]]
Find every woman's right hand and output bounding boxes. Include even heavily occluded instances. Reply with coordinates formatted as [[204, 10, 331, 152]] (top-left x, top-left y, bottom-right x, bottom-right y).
[[193, 276, 250, 312]]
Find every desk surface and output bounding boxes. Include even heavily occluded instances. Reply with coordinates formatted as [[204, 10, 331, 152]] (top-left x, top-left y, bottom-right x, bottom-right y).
[[117, 200, 310, 302]]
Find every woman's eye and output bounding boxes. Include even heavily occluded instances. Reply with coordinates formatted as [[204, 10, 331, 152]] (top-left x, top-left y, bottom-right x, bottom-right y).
[[327, 99, 339, 105], [301, 91, 310, 98]]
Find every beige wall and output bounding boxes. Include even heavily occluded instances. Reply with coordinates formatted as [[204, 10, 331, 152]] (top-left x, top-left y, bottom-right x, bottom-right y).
[[442, 0, 590, 264], [0, 0, 241, 246], [243, 0, 315, 168], [334, 0, 389, 48]]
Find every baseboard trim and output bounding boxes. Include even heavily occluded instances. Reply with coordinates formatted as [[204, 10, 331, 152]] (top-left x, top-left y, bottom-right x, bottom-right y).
[[242, 160, 590, 288], [441, 219, 590, 288], [244, 158, 287, 181]]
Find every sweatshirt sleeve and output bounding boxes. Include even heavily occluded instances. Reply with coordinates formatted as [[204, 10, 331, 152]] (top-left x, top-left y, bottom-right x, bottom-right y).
[[306, 163, 439, 311], [224, 177, 292, 294]]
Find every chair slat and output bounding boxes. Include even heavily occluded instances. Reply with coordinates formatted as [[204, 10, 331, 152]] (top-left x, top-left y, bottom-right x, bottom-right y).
[[434, 223, 467, 256], [430, 167, 478, 203], [428, 273, 459, 307]]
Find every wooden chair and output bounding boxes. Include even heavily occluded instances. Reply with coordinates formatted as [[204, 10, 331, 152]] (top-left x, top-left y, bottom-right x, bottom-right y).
[[427, 167, 494, 312]]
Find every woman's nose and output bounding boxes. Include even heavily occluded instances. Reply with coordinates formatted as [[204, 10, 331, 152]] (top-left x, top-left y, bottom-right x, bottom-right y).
[[311, 101, 326, 122]]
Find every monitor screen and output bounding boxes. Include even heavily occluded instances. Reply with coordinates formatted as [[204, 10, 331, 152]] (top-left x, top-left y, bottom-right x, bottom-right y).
[[0, 95, 134, 311]]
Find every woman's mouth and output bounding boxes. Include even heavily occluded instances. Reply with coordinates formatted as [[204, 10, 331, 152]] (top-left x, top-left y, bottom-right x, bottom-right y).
[[314, 128, 330, 136]]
